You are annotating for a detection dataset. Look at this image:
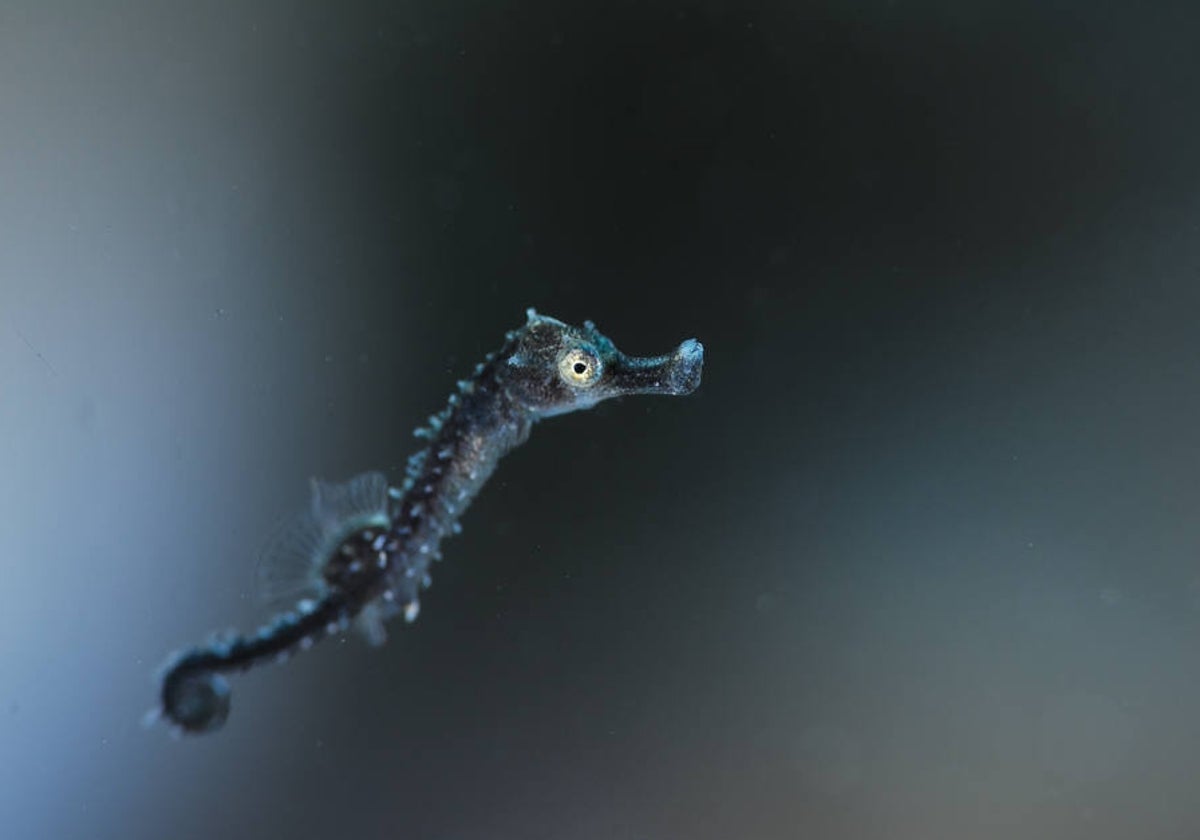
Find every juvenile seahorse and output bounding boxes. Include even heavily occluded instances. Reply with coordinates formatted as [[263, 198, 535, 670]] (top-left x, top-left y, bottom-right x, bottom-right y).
[[154, 309, 703, 734]]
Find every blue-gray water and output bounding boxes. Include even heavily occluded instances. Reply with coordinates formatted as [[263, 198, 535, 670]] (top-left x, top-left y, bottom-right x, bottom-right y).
[[4, 2, 1200, 838]]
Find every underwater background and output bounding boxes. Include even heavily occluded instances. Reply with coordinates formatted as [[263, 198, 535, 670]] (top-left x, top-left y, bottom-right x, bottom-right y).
[[4, 1, 1200, 838]]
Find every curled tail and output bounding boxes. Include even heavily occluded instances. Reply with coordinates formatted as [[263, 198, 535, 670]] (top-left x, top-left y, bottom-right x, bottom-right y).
[[155, 471, 396, 734], [157, 592, 352, 733]]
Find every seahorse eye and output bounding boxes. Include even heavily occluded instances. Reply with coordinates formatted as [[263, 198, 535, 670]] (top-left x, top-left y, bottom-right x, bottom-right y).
[[558, 348, 601, 387]]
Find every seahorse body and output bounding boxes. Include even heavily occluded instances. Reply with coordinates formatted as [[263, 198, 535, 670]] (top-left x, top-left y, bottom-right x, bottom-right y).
[[156, 309, 703, 734]]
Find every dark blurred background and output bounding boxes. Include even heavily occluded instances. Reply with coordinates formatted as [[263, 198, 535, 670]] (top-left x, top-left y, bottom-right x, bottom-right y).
[[4, 1, 1200, 838]]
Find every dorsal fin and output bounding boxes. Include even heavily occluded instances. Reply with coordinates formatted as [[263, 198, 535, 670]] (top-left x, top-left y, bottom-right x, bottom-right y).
[[255, 471, 391, 607]]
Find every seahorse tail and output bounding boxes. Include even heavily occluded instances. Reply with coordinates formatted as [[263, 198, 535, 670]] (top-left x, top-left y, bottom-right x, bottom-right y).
[[158, 592, 351, 734]]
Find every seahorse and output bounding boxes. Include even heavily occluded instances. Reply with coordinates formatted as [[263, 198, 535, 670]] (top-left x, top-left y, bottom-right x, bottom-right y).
[[153, 309, 703, 734]]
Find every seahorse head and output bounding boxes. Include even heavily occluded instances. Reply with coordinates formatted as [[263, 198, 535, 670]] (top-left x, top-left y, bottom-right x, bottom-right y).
[[499, 309, 704, 418]]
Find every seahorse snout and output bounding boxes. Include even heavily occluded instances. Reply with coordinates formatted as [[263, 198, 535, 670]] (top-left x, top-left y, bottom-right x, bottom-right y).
[[666, 339, 704, 395]]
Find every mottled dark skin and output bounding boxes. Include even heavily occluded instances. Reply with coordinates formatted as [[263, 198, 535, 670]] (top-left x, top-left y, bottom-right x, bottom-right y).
[[156, 310, 703, 734]]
